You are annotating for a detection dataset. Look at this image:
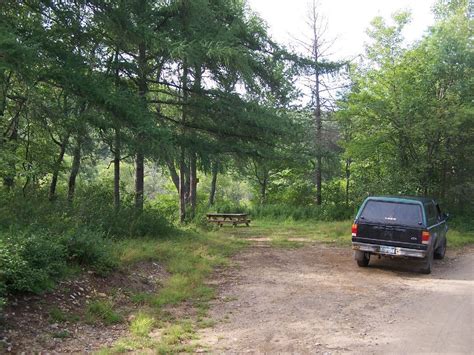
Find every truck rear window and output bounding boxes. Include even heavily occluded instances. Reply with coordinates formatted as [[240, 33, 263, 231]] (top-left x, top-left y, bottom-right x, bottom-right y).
[[359, 201, 423, 226]]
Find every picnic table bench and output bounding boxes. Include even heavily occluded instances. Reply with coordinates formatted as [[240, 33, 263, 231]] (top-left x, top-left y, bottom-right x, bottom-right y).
[[206, 213, 251, 227]]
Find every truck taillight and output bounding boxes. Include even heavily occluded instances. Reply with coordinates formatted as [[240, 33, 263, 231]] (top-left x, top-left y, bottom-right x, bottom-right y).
[[422, 231, 430, 244], [352, 224, 358, 237]]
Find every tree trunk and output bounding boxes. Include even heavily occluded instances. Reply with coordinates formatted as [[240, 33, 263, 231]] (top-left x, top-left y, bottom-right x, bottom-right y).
[[179, 52, 189, 222], [184, 160, 191, 204], [314, 68, 322, 206], [260, 170, 268, 205], [165, 157, 180, 193], [3, 105, 22, 189], [189, 151, 197, 219], [315, 154, 322, 205], [209, 161, 218, 206], [345, 158, 351, 207], [114, 128, 121, 211], [49, 133, 69, 201], [179, 147, 186, 223], [310, 0, 323, 206], [135, 151, 144, 210], [187, 63, 201, 219], [135, 41, 148, 211], [260, 177, 267, 205], [113, 49, 121, 211], [67, 136, 82, 203], [0, 70, 12, 118]]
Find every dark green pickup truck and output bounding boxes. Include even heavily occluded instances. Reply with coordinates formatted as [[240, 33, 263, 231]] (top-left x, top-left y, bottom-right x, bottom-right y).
[[352, 196, 448, 274]]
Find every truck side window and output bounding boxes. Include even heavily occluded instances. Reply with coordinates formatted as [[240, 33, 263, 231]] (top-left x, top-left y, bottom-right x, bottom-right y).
[[436, 204, 442, 221], [426, 203, 437, 226]]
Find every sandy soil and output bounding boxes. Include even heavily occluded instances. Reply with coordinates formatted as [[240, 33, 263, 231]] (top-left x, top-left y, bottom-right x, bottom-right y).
[[200, 244, 474, 354]]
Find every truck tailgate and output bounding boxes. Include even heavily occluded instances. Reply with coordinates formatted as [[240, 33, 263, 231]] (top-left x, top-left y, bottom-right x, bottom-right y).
[[355, 223, 425, 249]]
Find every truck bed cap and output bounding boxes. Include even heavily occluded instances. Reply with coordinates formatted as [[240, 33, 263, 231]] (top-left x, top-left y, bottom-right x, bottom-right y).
[[366, 195, 434, 204]]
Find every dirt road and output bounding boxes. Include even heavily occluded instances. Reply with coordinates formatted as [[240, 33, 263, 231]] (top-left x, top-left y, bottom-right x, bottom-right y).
[[200, 244, 474, 354]]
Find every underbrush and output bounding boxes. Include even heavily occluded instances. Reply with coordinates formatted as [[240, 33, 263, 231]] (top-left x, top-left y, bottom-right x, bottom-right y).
[[249, 204, 354, 221], [0, 226, 118, 308], [0, 186, 173, 308]]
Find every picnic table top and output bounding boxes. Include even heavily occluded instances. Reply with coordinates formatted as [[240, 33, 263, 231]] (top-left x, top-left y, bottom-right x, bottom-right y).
[[206, 213, 248, 217]]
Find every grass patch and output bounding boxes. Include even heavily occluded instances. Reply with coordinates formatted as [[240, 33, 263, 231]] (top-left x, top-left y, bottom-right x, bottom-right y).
[[52, 330, 71, 339], [197, 317, 216, 328], [100, 229, 246, 352], [49, 307, 80, 323], [115, 231, 246, 312], [100, 337, 156, 354], [130, 311, 155, 337], [270, 237, 305, 249], [130, 292, 155, 305], [86, 300, 122, 325], [225, 219, 352, 246], [101, 321, 197, 354], [447, 229, 474, 248]]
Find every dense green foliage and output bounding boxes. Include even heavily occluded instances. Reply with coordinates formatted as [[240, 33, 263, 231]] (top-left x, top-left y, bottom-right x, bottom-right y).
[[0, 0, 472, 307], [337, 4, 473, 212]]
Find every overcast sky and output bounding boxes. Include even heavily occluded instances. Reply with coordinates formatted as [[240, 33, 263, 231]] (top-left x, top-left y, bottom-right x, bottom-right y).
[[246, 0, 438, 60]]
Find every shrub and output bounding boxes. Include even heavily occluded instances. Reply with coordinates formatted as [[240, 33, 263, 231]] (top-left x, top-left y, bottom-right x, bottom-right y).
[[0, 229, 67, 296], [126, 208, 173, 238], [212, 201, 247, 214], [61, 227, 118, 275]]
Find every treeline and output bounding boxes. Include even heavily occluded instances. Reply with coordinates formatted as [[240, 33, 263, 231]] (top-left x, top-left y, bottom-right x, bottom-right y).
[[250, 0, 473, 218], [1, 0, 472, 220], [337, 3, 473, 214], [1, 0, 331, 221]]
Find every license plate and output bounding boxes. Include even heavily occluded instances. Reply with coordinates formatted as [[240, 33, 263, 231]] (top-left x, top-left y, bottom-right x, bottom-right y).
[[380, 246, 396, 255]]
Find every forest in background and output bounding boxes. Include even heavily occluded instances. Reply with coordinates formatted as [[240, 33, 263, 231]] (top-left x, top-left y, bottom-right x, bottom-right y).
[[0, 0, 472, 305]]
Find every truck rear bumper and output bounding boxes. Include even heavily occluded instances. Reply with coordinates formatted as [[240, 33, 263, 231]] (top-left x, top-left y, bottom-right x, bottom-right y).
[[352, 242, 427, 259]]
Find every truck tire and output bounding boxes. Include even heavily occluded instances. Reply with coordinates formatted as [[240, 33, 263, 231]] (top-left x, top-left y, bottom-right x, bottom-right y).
[[420, 249, 434, 274], [434, 238, 446, 260], [355, 251, 370, 267]]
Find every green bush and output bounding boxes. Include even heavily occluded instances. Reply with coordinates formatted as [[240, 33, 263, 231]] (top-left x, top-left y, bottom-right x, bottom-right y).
[[61, 227, 118, 275], [0, 184, 176, 308], [126, 208, 173, 237], [0, 230, 67, 297], [212, 201, 247, 214]]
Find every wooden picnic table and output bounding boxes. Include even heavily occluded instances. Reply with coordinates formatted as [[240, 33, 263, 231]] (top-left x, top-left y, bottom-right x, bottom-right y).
[[206, 213, 251, 227]]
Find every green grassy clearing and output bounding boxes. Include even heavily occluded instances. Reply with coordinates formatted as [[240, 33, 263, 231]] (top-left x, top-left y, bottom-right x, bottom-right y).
[[224, 219, 353, 246], [223, 219, 474, 248]]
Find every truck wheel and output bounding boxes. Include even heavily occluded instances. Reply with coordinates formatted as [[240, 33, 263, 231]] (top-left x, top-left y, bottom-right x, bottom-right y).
[[420, 249, 434, 274], [355, 251, 370, 267], [434, 238, 446, 260]]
